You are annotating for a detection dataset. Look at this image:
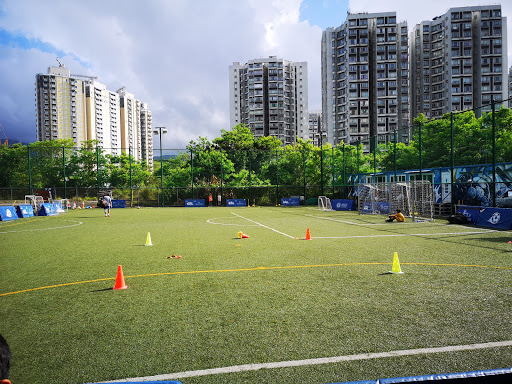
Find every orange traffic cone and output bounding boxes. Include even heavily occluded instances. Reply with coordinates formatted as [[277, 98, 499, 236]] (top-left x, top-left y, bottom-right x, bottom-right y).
[[113, 265, 127, 290], [305, 228, 311, 240], [237, 231, 250, 239]]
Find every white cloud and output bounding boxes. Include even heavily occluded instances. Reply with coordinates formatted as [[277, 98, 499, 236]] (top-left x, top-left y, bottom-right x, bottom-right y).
[[0, 0, 323, 148], [0, 0, 510, 148]]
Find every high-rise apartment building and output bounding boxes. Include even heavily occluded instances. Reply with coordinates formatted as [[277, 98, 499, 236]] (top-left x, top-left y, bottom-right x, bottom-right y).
[[35, 65, 153, 167], [229, 56, 309, 145], [308, 111, 324, 147], [140, 102, 153, 169], [35, 65, 87, 146], [508, 66, 512, 107], [85, 81, 121, 156], [411, 5, 508, 118], [321, 12, 410, 151], [118, 87, 142, 161]]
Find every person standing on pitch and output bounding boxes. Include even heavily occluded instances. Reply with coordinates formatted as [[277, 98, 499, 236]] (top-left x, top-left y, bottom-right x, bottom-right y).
[[103, 195, 112, 217], [387, 209, 405, 222]]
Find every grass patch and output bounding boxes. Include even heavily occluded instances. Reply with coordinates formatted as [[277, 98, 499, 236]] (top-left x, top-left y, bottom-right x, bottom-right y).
[[1, 207, 511, 383]]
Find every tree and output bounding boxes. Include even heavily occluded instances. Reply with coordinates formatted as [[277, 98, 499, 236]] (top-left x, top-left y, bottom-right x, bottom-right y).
[[0, 143, 28, 188], [107, 152, 154, 187], [67, 140, 108, 188]]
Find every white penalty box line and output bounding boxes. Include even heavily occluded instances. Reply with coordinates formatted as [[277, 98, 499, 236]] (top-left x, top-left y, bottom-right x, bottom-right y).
[[100, 340, 512, 382], [305, 214, 496, 239], [230, 212, 296, 239]]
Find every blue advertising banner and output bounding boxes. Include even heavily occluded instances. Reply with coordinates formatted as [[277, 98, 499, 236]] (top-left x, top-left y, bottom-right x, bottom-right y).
[[0, 206, 19, 221], [16, 205, 35, 218], [332, 199, 355, 211], [457, 205, 480, 223], [362, 201, 389, 214], [112, 200, 126, 208], [39, 203, 58, 216], [226, 199, 246, 207], [185, 199, 206, 207], [281, 198, 300, 206], [476, 207, 512, 229]]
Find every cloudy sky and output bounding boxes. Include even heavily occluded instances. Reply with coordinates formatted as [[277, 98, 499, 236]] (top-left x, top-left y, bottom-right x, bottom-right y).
[[0, 0, 511, 149]]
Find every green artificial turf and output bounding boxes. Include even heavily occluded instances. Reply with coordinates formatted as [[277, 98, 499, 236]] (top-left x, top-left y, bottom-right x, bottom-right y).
[[0, 207, 511, 383]]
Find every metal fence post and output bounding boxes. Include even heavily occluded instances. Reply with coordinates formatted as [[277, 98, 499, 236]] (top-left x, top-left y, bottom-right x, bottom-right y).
[[129, 147, 133, 207], [276, 149, 279, 205], [190, 149, 194, 199], [491, 98, 496, 207], [96, 146, 100, 199], [303, 149, 306, 201], [28, 144, 32, 195], [62, 146, 67, 199], [450, 113, 455, 214]]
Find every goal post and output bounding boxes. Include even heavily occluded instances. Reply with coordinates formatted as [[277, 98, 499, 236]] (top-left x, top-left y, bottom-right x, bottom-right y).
[[357, 181, 434, 221], [318, 196, 333, 211]]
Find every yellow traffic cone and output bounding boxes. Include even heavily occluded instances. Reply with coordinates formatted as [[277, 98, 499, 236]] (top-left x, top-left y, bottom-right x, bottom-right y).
[[390, 252, 403, 274], [145, 232, 153, 246]]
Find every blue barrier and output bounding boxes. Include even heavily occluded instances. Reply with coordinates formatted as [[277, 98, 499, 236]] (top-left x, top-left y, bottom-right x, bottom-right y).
[[330, 367, 512, 384], [457, 206, 480, 223], [281, 198, 300, 206], [226, 199, 246, 207], [39, 203, 58, 216], [112, 199, 126, 208], [362, 201, 389, 214], [476, 207, 512, 229], [457, 205, 512, 229], [16, 205, 35, 218], [332, 199, 355, 211], [0, 206, 18, 221], [185, 199, 206, 207]]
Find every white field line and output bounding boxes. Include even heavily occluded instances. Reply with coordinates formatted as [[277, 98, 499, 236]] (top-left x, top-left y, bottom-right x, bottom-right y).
[[206, 217, 259, 226], [98, 340, 512, 382], [230, 212, 296, 239], [305, 214, 493, 230], [0, 220, 83, 234], [313, 231, 496, 239]]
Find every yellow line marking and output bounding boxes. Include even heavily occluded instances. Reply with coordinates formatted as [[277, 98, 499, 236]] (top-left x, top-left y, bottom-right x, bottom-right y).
[[1, 262, 510, 297]]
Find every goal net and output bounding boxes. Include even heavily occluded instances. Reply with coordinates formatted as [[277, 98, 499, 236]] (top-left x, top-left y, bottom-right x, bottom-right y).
[[318, 196, 333, 211], [357, 181, 434, 221]]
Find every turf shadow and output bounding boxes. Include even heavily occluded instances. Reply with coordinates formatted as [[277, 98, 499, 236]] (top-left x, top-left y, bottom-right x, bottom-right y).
[[87, 287, 114, 293]]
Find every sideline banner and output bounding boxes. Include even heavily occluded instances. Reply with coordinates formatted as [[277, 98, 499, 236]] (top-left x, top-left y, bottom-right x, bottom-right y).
[[226, 199, 246, 207], [0, 206, 18, 221], [457, 205, 512, 229], [39, 203, 58, 216], [16, 205, 35, 218], [185, 199, 205, 207], [112, 200, 126, 208], [362, 201, 389, 214], [457, 205, 480, 223], [476, 207, 512, 229], [332, 199, 355, 211], [281, 198, 300, 206]]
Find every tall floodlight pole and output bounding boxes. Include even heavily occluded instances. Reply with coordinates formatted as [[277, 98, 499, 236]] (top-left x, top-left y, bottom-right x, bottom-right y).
[[153, 127, 168, 207]]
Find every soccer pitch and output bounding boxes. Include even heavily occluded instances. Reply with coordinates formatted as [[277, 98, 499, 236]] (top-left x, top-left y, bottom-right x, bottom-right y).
[[1, 206, 511, 384]]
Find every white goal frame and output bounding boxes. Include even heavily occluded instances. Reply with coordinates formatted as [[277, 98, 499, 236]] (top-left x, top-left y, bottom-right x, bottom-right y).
[[318, 196, 333, 211], [357, 181, 434, 221]]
